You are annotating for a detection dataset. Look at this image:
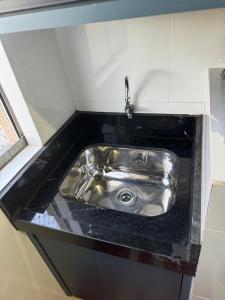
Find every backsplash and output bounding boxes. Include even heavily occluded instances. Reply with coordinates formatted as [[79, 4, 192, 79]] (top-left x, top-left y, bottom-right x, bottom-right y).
[[55, 8, 225, 114], [2, 8, 225, 126]]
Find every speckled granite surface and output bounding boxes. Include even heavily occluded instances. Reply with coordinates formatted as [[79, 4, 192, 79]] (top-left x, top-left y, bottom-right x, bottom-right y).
[[0, 112, 202, 276]]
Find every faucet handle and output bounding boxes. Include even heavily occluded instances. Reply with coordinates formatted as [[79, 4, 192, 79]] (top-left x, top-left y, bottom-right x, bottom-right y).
[[125, 103, 135, 119]]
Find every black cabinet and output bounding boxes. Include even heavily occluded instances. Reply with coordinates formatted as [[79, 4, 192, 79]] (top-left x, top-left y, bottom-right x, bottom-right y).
[[100, 253, 182, 300], [36, 234, 182, 300]]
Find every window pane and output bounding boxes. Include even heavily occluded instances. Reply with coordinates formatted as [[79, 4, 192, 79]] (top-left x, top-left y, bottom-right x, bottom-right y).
[[0, 99, 19, 156]]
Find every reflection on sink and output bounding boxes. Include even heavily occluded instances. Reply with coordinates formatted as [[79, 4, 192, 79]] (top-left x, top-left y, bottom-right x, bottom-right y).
[[59, 145, 179, 217]]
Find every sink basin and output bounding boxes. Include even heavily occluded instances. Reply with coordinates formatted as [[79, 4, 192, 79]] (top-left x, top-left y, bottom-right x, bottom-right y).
[[59, 145, 179, 217]]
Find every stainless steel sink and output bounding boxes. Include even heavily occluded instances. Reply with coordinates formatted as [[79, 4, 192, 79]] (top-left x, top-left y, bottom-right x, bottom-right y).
[[59, 145, 179, 217]]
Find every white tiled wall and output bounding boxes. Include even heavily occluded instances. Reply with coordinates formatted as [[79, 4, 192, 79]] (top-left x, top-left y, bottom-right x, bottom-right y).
[[170, 9, 225, 103], [55, 8, 225, 114]]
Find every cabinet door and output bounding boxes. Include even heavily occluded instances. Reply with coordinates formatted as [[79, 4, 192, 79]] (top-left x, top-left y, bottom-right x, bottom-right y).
[[37, 234, 182, 300], [100, 252, 182, 300], [37, 235, 111, 300]]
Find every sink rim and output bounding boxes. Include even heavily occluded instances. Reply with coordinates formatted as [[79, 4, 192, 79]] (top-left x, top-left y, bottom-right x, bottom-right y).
[[58, 143, 179, 218]]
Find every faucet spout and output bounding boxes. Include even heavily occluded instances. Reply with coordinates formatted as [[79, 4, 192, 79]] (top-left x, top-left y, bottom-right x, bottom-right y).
[[124, 76, 135, 119]]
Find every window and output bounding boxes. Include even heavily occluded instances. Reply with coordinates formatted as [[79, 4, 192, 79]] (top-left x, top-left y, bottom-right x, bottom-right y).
[[0, 86, 27, 170], [0, 40, 42, 191]]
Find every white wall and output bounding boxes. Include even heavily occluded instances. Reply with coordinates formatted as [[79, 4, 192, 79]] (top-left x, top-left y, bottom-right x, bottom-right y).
[[210, 68, 225, 182], [1, 29, 76, 144], [55, 8, 225, 114]]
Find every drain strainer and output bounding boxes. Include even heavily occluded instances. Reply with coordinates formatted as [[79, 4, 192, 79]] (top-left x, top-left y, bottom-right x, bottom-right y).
[[131, 151, 148, 167], [117, 190, 136, 206]]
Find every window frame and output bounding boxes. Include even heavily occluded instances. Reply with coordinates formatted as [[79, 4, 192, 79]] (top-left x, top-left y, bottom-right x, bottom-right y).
[[0, 40, 42, 191], [0, 85, 27, 170]]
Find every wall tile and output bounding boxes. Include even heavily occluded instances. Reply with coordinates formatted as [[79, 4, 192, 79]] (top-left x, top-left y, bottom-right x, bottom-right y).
[[78, 100, 204, 114], [170, 9, 225, 103], [56, 8, 225, 114], [56, 14, 171, 111]]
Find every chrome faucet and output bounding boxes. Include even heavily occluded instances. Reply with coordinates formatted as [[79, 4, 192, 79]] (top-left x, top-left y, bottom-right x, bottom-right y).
[[125, 76, 135, 119]]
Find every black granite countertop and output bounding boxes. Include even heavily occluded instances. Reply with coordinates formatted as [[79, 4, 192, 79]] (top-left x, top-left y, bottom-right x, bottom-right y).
[[0, 112, 202, 276]]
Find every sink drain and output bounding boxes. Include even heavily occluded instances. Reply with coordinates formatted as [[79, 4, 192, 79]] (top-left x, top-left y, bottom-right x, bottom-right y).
[[131, 151, 148, 167], [117, 190, 136, 206]]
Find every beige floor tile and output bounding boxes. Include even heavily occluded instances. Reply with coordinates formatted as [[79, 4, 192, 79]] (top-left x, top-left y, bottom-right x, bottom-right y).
[[0, 259, 80, 300], [0, 210, 23, 282], [205, 186, 225, 232], [0, 209, 81, 299], [15, 232, 67, 292], [0, 280, 38, 300], [0, 278, 81, 300], [0, 274, 8, 291], [0, 279, 64, 300], [191, 295, 211, 300], [193, 230, 225, 300], [9, 233, 81, 299]]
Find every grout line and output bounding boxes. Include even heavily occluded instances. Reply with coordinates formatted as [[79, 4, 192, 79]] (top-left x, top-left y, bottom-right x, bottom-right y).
[[204, 228, 225, 235], [192, 294, 211, 300], [168, 14, 173, 103], [212, 180, 225, 186], [77, 100, 204, 104]]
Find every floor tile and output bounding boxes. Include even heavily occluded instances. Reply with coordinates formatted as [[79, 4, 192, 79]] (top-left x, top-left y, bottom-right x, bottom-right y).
[[205, 186, 225, 232], [191, 295, 211, 300], [193, 230, 225, 300], [0, 210, 23, 282]]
